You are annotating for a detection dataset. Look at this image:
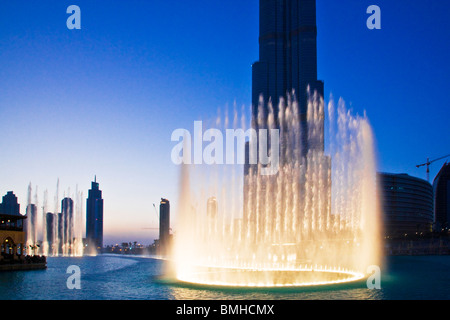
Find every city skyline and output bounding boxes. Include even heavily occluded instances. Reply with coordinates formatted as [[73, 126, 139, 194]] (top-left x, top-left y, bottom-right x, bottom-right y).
[[1, 0, 449, 245]]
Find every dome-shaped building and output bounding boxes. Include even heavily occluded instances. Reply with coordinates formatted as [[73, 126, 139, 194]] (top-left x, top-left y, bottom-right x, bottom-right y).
[[378, 173, 434, 237]]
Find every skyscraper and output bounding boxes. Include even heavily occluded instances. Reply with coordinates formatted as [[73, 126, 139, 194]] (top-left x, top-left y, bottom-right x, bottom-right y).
[[433, 163, 450, 231], [159, 198, 170, 255], [46, 212, 55, 249], [252, 0, 324, 154], [86, 177, 103, 253], [244, 0, 326, 230]]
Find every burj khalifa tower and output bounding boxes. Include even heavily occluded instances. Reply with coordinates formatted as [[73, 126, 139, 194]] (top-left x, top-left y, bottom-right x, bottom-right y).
[[251, 0, 324, 156]]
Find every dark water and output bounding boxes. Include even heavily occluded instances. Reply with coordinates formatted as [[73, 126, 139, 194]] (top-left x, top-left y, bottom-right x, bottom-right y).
[[0, 254, 448, 300]]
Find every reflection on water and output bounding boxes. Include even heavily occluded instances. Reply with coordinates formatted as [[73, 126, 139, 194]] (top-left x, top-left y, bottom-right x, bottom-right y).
[[0, 255, 448, 300], [168, 282, 384, 300], [84, 254, 138, 274]]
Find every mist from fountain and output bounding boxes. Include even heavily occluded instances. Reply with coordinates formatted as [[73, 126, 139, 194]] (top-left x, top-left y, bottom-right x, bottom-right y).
[[172, 91, 382, 287]]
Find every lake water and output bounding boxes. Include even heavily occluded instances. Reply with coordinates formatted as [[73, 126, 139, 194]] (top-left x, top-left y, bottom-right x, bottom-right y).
[[0, 254, 449, 300]]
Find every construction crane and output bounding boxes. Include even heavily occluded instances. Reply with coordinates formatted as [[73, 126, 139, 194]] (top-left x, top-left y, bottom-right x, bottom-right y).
[[416, 154, 450, 182], [142, 203, 172, 232], [142, 204, 165, 230], [153, 203, 159, 220]]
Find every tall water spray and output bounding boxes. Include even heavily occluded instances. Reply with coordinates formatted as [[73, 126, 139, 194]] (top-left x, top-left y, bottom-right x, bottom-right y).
[[172, 92, 382, 287], [25, 180, 84, 257]]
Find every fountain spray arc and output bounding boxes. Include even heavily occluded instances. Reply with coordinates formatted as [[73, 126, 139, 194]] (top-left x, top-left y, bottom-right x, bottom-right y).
[[26, 180, 84, 257], [172, 92, 382, 287]]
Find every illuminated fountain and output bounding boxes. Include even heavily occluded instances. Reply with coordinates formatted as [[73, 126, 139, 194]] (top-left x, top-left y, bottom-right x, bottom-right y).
[[26, 180, 84, 257], [172, 91, 382, 287]]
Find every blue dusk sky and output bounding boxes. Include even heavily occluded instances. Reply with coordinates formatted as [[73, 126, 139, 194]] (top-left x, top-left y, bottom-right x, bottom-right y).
[[0, 1, 449, 244]]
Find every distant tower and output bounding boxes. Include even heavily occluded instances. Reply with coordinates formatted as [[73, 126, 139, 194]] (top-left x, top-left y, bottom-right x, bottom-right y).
[[159, 198, 170, 255], [86, 176, 104, 253], [46, 212, 55, 250], [433, 163, 450, 231]]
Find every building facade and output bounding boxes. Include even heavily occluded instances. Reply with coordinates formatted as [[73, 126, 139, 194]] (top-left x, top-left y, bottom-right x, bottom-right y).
[[86, 177, 103, 253], [0, 192, 27, 264], [433, 162, 450, 231], [378, 173, 434, 237]]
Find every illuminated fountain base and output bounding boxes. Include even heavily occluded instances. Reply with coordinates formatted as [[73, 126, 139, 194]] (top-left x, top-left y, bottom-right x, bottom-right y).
[[177, 265, 365, 288], [172, 94, 382, 288]]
